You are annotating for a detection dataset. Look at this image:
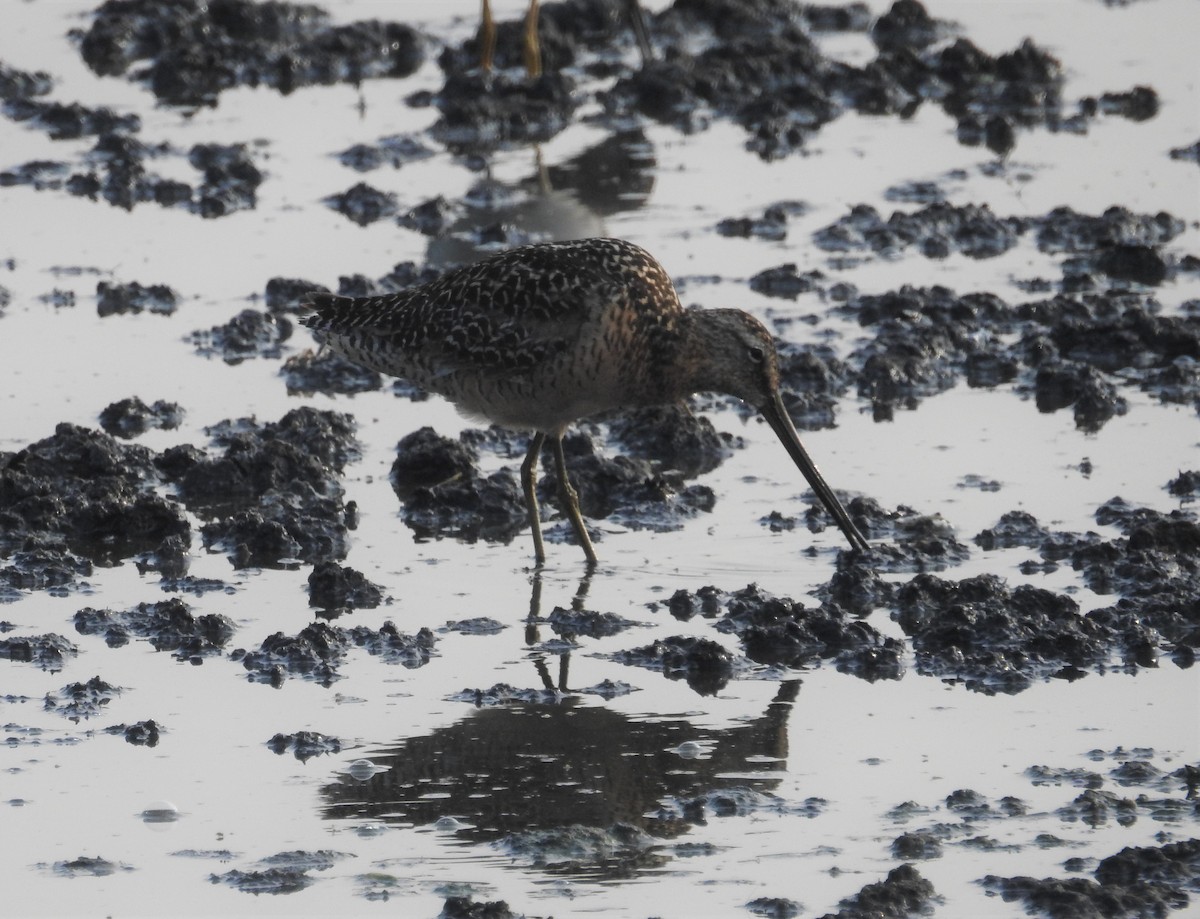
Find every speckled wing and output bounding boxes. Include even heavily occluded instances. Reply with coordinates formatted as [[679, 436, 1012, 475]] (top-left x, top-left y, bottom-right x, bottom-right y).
[[301, 239, 681, 389]]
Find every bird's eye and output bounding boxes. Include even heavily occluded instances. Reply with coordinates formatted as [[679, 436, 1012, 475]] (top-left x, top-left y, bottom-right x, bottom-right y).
[[747, 346, 765, 364]]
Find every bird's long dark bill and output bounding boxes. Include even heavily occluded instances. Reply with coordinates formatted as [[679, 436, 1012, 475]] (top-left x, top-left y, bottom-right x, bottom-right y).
[[760, 393, 869, 551]]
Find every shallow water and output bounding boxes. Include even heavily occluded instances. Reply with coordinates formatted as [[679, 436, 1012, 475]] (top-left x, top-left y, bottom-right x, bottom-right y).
[[1, 1, 1198, 916]]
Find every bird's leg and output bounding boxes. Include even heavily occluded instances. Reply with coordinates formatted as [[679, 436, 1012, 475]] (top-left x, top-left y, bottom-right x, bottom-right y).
[[520, 431, 547, 566], [552, 435, 598, 565], [625, 0, 653, 68], [479, 0, 496, 72], [523, 0, 542, 78]]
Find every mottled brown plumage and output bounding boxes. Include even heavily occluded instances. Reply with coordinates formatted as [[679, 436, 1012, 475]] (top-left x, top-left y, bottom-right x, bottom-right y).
[[303, 237, 867, 564]]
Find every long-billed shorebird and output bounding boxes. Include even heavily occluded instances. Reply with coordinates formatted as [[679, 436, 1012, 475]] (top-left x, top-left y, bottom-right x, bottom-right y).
[[302, 237, 869, 565]]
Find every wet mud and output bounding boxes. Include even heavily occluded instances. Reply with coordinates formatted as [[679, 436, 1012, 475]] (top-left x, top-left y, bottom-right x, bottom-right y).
[[1, 0, 1197, 915]]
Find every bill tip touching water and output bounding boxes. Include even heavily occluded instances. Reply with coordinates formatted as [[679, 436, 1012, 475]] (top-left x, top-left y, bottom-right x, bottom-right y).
[[302, 237, 869, 564]]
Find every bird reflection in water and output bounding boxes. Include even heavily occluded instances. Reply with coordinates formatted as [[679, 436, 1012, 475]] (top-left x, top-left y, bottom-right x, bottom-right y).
[[422, 129, 657, 270], [320, 572, 803, 879]]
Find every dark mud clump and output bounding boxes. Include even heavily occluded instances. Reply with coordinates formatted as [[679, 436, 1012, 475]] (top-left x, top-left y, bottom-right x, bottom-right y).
[[77, 0, 424, 107], [433, 0, 654, 152], [96, 280, 179, 317], [440, 897, 520, 919], [547, 605, 638, 639], [448, 679, 638, 706], [47, 856, 133, 878], [610, 635, 737, 696], [496, 822, 662, 876], [603, 403, 730, 477], [0, 549, 94, 598], [402, 469, 529, 548], [236, 621, 436, 686], [44, 675, 122, 719], [189, 309, 292, 362], [389, 421, 716, 548], [391, 427, 479, 494], [893, 574, 1084, 692], [306, 560, 384, 614], [544, 430, 717, 535], [664, 583, 903, 681], [74, 598, 235, 662], [982, 838, 1200, 919], [769, 496, 966, 572], [161, 407, 359, 568], [972, 497, 1200, 668], [267, 730, 342, 762], [826, 267, 1197, 430], [115, 720, 162, 746], [281, 348, 383, 395], [747, 896, 802, 919], [98, 397, 184, 439], [821, 864, 936, 919], [594, 0, 1144, 161], [0, 423, 190, 571], [0, 632, 78, 669], [391, 426, 528, 546], [324, 181, 398, 227]]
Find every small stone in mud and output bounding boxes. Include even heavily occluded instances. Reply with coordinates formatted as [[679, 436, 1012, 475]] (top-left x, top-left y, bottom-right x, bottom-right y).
[[440, 618, 506, 635], [281, 349, 383, 395], [210, 866, 313, 895], [267, 731, 342, 762], [238, 622, 350, 686], [188, 143, 263, 218], [114, 720, 161, 746], [307, 561, 384, 612], [611, 635, 737, 696], [324, 182, 398, 227], [48, 856, 133, 878], [749, 264, 824, 300], [747, 896, 802, 919], [891, 831, 944, 860], [689, 583, 901, 677], [44, 675, 122, 719], [391, 427, 478, 495], [716, 203, 795, 241], [1167, 471, 1200, 497], [0, 632, 78, 668], [823, 863, 936, 919], [605, 404, 730, 477], [99, 397, 184, 439], [190, 309, 292, 362], [1058, 789, 1138, 829], [497, 822, 657, 869], [440, 897, 518, 919], [96, 280, 178, 316], [336, 133, 433, 172], [546, 605, 637, 639], [401, 467, 529, 547], [74, 598, 236, 660], [448, 683, 562, 706], [348, 623, 437, 669]]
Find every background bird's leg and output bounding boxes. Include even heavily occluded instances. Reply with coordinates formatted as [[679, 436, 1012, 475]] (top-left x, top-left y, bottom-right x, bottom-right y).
[[523, 0, 542, 78], [552, 435, 598, 565], [479, 0, 496, 72], [625, 0, 653, 67], [520, 431, 547, 565]]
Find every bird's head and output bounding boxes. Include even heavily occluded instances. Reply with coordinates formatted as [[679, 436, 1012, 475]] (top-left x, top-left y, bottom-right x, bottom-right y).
[[689, 308, 782, 407]]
